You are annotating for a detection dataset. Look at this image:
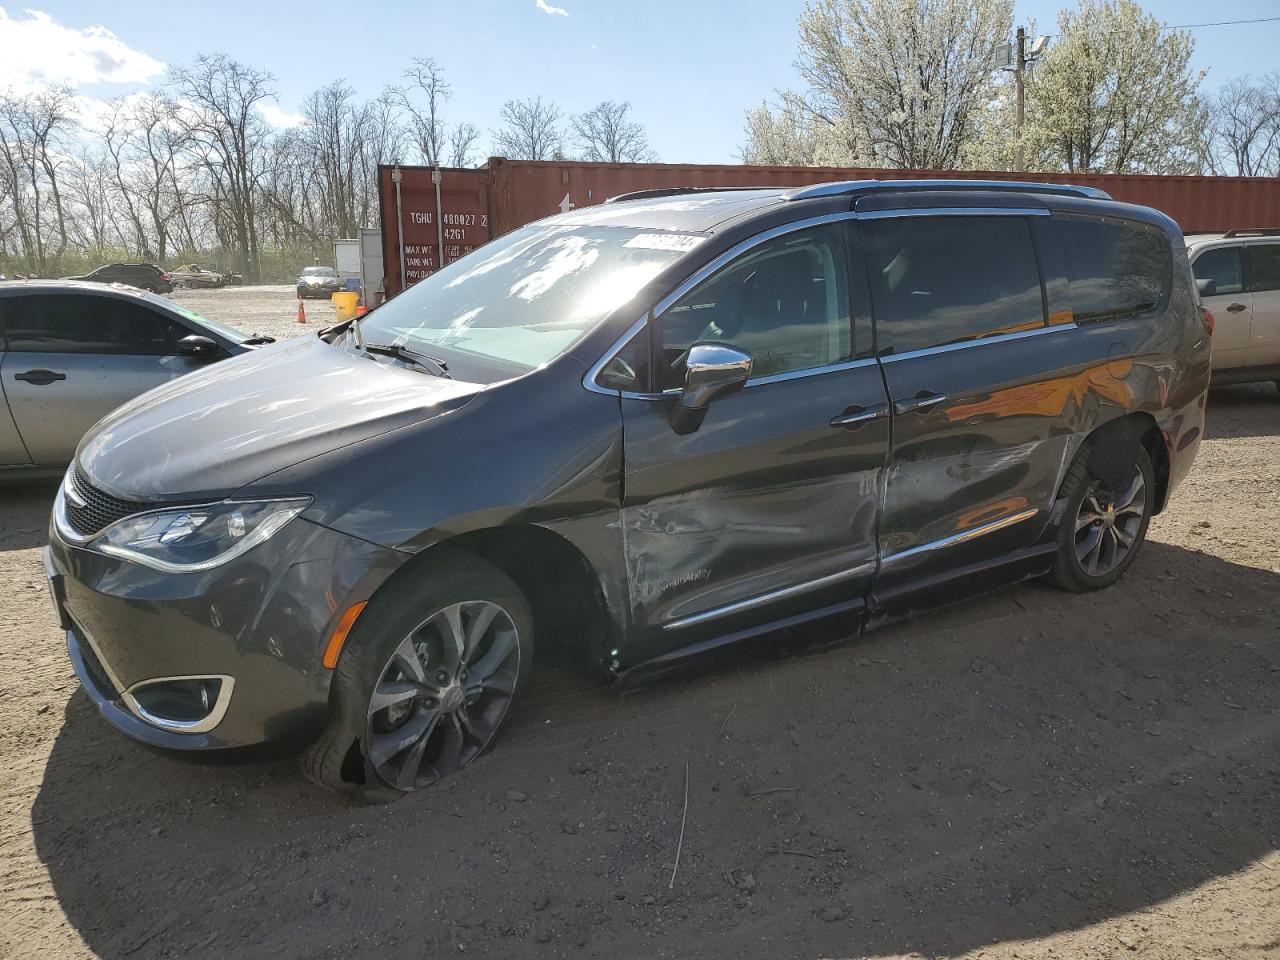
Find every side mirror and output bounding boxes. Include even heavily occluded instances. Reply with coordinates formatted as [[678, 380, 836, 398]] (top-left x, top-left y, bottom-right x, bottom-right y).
[[1195, 278, 1217, 298], [669, 343, 752, 435], [176, 334, 218, 358]]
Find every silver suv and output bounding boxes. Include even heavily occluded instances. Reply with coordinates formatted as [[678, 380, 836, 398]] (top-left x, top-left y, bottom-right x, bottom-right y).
[[1188, 229, 1280, 392]]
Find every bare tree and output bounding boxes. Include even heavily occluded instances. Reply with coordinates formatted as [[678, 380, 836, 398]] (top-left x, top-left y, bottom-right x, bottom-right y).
[[168, 54, 275, 280], [571, 100, 654, 162], [392, 58, 450, 166], [492, 97, 564, 160], [776, 0, 1013, 169], [448, 122, 481, 167], [1203, 74, 1280, 176], [0, 86, 77, 274]]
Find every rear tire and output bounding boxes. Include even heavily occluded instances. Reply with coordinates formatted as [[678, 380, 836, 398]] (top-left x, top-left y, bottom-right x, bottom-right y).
[[302, 548, 533, 801], [1048, 443, 1154, 593]]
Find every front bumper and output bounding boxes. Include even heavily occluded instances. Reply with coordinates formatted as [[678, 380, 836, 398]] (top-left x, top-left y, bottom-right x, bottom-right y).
[[45, 513, 405, 750]]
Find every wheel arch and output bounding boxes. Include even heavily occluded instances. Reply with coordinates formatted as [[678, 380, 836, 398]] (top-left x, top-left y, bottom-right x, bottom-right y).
[[363, 523, 620, 677], [1059, 411, 1171, 514]]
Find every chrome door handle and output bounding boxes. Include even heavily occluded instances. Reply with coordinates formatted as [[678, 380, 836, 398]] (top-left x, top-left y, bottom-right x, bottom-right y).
[[1226, 302, 1247, 312], [894, 391, 948, 415], [829, 403, 889, 429], [14, 369, 66, 385]]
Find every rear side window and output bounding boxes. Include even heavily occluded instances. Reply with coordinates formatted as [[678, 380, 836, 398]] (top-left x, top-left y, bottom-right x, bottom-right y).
[[1246, 245, 1280, 293], [3, 295, 187, 354], [864, 215, 1045, 355], [1192, 246, 1244, 295], [1057, 216, 1170, 321]]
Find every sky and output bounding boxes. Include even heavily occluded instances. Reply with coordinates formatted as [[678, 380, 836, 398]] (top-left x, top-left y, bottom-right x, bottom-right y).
[[2, 1, 1279, 164]]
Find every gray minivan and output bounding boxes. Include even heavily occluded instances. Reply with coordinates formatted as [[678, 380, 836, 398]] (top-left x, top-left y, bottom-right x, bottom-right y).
[[44, 180, 1211, 800], [0, 281, 255, 477]]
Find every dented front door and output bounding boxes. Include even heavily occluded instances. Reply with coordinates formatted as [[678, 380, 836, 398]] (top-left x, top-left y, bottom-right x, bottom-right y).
[[619, 363, 889, 649]]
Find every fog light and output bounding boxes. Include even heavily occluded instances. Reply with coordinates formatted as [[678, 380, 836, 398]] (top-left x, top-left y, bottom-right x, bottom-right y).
[[122, 675, 235, 734]]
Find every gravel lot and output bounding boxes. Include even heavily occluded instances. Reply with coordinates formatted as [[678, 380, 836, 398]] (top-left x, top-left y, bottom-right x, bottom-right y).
[[169, 284, 341, 343], [1, 287, 1278, 959]]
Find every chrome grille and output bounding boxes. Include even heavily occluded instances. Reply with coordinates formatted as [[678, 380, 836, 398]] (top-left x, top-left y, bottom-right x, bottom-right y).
[[63, 466, 155, 539]]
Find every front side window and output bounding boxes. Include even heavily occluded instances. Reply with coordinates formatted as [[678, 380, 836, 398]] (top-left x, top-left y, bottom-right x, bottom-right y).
[[358, 224, 697, 381], [864, 215, 1045, 354], [1192, 246, 1244, 295], [3, 295, 185, 355], [1057, 215, 1170, 321], [655, 223, 854, 390], [1246, 244, 1280, 293]]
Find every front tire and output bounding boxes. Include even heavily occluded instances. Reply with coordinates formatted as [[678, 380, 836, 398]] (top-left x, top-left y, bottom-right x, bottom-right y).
[[1048, 443, 1154, 593], [303, 549, 533, 799]]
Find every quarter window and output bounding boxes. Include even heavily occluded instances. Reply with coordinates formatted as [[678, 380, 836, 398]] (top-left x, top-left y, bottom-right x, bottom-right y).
[[1192, 246, 1244, 295], [1246, 244, 1280, 293], [656, 223, 856, 390], [864, 215, 1045, 354], [1057, 216, 1170, 321], [3, 295, 187, 355]]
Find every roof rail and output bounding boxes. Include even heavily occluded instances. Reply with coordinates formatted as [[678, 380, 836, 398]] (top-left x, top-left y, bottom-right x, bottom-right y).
[[783, 179, 1111, 202], [1223, 228, 1280, 238], [604, 186, 770, 204]]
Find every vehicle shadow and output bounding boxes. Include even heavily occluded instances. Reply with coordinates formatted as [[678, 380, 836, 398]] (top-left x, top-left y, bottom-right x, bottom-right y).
[[1206, 383, 1280, 439], [0, 479, 58, 552], [29, 539, 1280, 959]]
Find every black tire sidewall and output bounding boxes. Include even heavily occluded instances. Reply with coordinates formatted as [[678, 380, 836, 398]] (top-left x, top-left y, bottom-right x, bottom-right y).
[[332, 548, 535, 791], [1053, 445, 1155, 592]]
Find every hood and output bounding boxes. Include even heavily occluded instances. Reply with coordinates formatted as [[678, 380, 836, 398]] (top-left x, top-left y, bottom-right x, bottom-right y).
[[78, 336, 482, 501]]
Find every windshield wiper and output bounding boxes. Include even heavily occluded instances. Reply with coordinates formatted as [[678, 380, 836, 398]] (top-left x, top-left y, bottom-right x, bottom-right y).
[[363, 342, 452, 379], [241, 334, 276, 345]]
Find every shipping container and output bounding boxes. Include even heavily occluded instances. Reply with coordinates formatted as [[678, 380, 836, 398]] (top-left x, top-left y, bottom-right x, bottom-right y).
[[377, 158, 1280, 297]]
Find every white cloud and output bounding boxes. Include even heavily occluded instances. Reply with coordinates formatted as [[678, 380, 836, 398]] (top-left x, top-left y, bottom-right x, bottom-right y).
[[536, 0, 569, 16], [0, 7, 164, 91], [259, 102, 305, 128]]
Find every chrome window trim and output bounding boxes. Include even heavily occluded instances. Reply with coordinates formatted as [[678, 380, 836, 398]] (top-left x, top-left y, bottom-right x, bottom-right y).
[[122, 674, 237, 735], [662, 561, 873, 631], [583, 207, 1059, 400], [880, 508, 1041, 567], [583, 211, 861, 399], [879, 322, 1078, 364]]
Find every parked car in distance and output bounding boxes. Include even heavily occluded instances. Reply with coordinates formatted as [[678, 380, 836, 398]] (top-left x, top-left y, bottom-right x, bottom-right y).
[[64, 263, 173, 294], [296, 265, 343, 299], [169, 264, 226, 289], [45, 180, 1209, 800], [1, 281, 264, 479], [1187, 229, 1280, 393]]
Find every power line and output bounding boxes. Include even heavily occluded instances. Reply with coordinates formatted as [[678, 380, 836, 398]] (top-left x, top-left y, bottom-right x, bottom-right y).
[[1041, 14, 1280, 40]]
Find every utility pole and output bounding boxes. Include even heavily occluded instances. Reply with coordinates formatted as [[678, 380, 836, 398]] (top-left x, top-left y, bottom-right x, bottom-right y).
[[1014, 26, 1026, 172]]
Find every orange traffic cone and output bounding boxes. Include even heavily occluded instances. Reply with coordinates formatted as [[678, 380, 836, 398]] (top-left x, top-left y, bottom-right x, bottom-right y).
[[296, 299, 306, 324]]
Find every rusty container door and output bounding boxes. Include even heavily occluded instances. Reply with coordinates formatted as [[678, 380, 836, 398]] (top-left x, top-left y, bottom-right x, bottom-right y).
[[377, 165, 491, 297]]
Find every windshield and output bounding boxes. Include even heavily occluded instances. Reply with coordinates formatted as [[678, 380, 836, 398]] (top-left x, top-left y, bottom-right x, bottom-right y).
[[357, 224, 701, 377], [149, 293, 248, 343], [302, 266, 337, 277]]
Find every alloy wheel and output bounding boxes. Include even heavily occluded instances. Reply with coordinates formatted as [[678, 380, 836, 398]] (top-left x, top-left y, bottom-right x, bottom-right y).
[[1073, 471, 1147, 577], [365, 600, 520, 791]]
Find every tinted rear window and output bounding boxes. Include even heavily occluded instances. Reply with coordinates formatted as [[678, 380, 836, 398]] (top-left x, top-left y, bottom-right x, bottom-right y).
[[1247, 244, 1280, 293], [1058, 216, 1170, 322], [864, 215, 1045, 354]]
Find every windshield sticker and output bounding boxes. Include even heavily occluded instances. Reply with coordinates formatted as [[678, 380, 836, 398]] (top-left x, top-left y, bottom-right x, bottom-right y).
[[624, 233, 706, 253]]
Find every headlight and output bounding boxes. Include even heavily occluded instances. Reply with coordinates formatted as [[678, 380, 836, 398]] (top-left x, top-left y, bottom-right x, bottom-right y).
[[89, 499, 309, 573]]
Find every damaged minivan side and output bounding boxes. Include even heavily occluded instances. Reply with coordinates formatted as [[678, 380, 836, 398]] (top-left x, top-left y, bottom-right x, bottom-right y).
[[45, 180, 1210, 798]]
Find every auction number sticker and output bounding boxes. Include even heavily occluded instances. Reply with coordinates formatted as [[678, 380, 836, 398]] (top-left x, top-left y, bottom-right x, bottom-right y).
[[624, 233, 707, 252]]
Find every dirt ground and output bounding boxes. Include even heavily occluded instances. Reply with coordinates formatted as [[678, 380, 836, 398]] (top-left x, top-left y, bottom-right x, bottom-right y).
[[1, 309, 1278, 957], [168, 284, 340, 343]]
